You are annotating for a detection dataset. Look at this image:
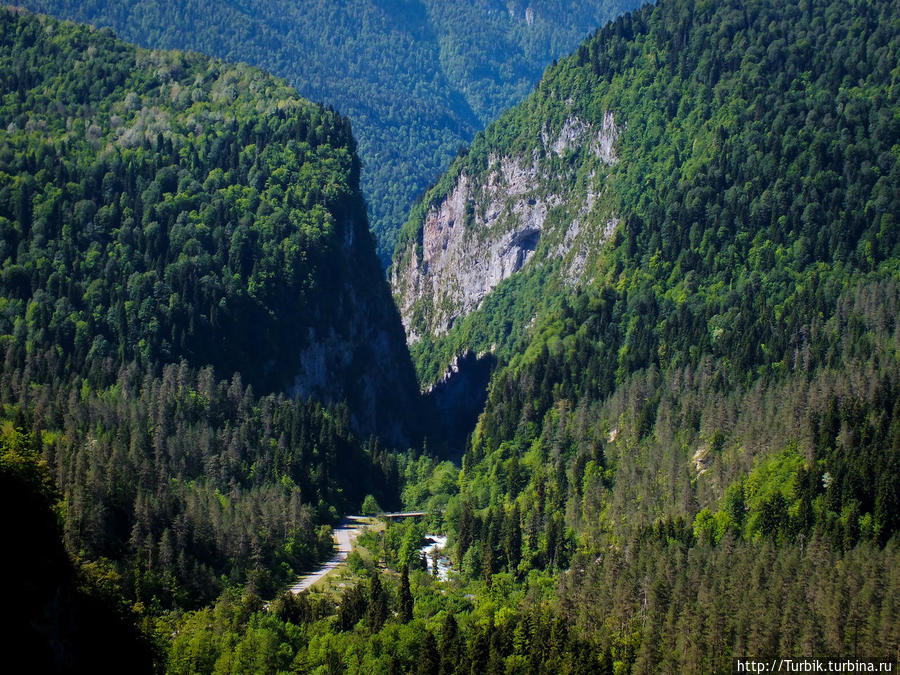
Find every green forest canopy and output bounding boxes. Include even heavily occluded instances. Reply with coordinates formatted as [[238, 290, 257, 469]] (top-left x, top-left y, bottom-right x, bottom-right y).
[[1, 0, 899, 672], [19, 0, 645, 261], [0, 5, 407, 623]]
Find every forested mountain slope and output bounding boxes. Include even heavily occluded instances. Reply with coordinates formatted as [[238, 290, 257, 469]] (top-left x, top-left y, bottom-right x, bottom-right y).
[[387, 0, 900, 668], [2, 1, 898, 672], [395, 0, 900, 386], [0, 7, 419, 439], [19, 0, 644, 261], [0, 6, 410, 629]]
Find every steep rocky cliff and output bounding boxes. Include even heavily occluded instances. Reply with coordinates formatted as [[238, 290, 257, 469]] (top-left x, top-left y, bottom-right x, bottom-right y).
[[287, 217, 422, 444], [392, 102, 623, 381]]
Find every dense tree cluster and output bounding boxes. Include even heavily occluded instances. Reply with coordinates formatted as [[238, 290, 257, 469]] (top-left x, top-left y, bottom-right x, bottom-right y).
[[557, 529, 900, 672], [0, 8, 406, 617], [4, 360, 400, 607], [165, 563, 610, 674], [161, 518, 898, 673], [2, 426, 156, 673]]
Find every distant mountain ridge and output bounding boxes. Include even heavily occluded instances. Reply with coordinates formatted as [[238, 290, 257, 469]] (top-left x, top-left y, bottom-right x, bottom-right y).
[[19, 0, 645, 261]]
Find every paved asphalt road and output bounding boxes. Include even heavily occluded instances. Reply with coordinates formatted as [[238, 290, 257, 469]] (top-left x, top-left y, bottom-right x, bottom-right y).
[[288, 515, 368, 594]]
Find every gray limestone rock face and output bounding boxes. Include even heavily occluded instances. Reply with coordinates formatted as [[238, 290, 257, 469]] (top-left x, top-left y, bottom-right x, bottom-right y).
[[392, 112, 622, 347]]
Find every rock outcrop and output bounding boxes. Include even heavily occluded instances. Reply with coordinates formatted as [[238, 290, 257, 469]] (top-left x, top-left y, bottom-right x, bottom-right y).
[[392, 112, 621, 347], [287, 211, 422, 445]]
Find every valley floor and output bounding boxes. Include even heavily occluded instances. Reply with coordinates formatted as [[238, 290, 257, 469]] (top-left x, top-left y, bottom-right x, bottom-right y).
[[288, 516, 371, 594]]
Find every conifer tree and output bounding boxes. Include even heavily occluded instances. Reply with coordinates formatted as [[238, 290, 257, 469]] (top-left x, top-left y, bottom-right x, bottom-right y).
[[367, 570, 388, 633], [418, 631, 440, 675], [399, 564, 413, 623]]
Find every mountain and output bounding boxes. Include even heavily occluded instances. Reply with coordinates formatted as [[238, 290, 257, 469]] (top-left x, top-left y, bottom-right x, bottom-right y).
[[387, 0, 900, 668], [18, 0, 645, 262], [3, 0, 899, 671], [394, 0, 900, 387], [394, 0, 900, 535], [0, 7, 419, 441], [0, 6, 411, 621]]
